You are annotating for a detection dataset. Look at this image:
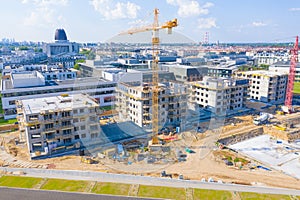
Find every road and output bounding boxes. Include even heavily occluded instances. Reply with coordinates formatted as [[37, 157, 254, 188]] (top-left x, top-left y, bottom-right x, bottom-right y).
[[0, 187, 157, 200], [1, 167, 300, 196]]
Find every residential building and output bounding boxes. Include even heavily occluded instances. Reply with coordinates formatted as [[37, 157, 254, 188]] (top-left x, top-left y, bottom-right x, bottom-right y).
[[1, 72, 116, 119], [235, 70, 288, 104], [16, 94, 100, 158], [116, 81, 188, 131], [189, 76, 249, 115], [269, 61, 300, 82], [166, 64, 208, 82]]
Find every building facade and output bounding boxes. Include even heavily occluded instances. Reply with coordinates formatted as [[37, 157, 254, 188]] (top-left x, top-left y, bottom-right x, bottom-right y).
[[235, 70, 288, 104], [116, 81, 188, 131], [1, 73, 116, 119], [189, 76, 249, 115], [16, 94, 100, 158]]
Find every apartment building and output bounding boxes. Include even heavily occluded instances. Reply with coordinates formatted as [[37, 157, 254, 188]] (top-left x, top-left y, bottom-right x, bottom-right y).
[[16, 94, 100, 158], [116, 81, 188, 131], [269, 61, 300, 82], [189, 76, 249, 115], [235, 70, 288, 104], [1, 71, 116, 119]]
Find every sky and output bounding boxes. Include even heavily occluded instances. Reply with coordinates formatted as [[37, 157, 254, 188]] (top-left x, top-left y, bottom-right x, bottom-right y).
[[1, 0, 300, 43]]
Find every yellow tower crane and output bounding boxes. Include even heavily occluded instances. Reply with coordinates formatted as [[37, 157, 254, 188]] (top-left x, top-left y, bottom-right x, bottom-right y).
[[119, 8, 178, 144]]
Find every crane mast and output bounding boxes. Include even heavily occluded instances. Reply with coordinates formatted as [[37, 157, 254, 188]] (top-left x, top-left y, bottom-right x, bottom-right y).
[[151, 8, 160, 144], [285, 36, 299, 111]]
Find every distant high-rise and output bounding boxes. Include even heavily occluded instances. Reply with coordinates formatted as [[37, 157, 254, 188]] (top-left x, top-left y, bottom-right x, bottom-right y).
[[54, 28, 68, 41], [43, 28, 79, 57]]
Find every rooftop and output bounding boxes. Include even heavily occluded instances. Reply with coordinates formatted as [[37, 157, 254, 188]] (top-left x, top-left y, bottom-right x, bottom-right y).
[[20, 94, 98, 115], [240, 70, 287, 77], [2, 77, 116, 93]]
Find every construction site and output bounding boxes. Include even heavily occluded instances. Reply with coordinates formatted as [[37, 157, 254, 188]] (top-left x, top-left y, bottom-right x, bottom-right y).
[[0, 8, 300, 192]]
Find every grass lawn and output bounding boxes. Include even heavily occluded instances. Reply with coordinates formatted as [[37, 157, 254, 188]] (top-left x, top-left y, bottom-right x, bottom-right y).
[[0, 118, 17, 125], [194, 189, 232, 200], [138, 185, 185, 200], [293, 82, 300, 94], [41, 179, 90, 192], [91, 182, 130, 196], [0, 176, 42, 188], [239, 192, 291, 200]]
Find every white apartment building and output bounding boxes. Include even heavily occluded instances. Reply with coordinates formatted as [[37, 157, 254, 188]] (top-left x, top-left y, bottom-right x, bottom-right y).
[[1, 71, 116, 119], [16, 94, 100, 158], [269, 61, 300, 82], [116, 81, 188, 131], [189, 76, 249, 115], [247, 51, 292, 65], [235, 70, 288, 104]]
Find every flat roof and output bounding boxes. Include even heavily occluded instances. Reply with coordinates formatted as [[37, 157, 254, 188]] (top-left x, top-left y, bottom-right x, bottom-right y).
[[11, 73, 38, 79], [240, 70, 287, 76], [1, 77, 116, 93], [20, 94, 98, 115]]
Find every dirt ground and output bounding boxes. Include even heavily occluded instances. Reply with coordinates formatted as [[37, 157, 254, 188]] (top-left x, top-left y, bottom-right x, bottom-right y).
[[1, 114, 300, 190]]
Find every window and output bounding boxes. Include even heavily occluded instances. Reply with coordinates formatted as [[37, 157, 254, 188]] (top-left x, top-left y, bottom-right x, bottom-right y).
[[9, 100, 15, 105], [81, 134, 86, 139], [80, 125, 86, 130], [73, 118, 79, 123], [80, 108, 84, 113], [73, 109, 78, 114], [74, 135, 80, 140], [90, 125, 98, 131], [91, 133, 98, 138]]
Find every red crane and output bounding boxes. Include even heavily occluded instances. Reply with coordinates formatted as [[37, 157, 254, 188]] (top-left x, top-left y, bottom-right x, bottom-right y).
[[284, 36, 299, 111]]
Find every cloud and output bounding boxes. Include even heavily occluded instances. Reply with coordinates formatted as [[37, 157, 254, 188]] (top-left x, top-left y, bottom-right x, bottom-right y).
[[252, 21, 267, 27], [21, 0, 68, 27], [90, 0, 140, 20], [289, 7, 300, 11], [197, 17, 217, 29], [166, 0, 214, 17], [21, 0, 68, 6]]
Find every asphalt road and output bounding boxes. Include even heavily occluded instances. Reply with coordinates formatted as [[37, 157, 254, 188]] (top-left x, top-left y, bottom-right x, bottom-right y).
[[0, 187, 158, 200], [1, 167, 300, 196]]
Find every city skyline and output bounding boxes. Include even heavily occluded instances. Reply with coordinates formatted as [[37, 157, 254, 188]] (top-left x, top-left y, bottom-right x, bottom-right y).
[[0, 0, 300, 43]]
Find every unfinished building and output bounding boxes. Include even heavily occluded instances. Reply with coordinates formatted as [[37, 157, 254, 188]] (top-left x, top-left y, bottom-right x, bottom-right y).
[[235, 70, 288, 104], [188, 76, 249, 115], [16, 94, 100, 158], [116, 81, 188, 132]]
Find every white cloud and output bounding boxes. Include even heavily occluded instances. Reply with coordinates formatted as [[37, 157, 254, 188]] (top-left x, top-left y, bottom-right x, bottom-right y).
[[252, 21, 267, 27], [90, 0, 140, 20], [166, 0, 214, 17], [289, 7, 300, 11], [197, 17, 217, 29], [22, 0, 68, 27]]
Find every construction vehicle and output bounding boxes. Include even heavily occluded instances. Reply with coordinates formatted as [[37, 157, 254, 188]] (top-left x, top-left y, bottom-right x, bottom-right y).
[[119, 8, 178, 145], [253, 113, 271, 125], [161, 170, 172, 178], [81, 156, 96, 164], [273, 124, 287, 131]]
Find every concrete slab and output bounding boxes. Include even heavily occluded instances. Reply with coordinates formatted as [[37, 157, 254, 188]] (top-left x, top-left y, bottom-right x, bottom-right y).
[[229, 134, 300, 179]]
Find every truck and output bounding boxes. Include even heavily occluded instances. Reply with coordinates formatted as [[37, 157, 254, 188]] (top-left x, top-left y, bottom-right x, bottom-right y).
[[253, 113, 271, 125]]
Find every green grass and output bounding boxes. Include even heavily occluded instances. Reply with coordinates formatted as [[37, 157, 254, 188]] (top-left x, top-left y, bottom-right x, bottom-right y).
[[91, 182, 130, 196], [138, 185, 185, 200], [0, 118, 17, 125], [194, 189, 232, 200], [293, 82, 300, 94], [239, 192, 291, 200], [0, 176, 42, 188], [41, 179, 90, 192], [100, 105, 113, 111]]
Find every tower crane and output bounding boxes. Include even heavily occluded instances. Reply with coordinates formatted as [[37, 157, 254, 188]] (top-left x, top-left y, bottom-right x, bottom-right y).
[[119, 8, 178, 144], [284, 36, 299, 113]]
